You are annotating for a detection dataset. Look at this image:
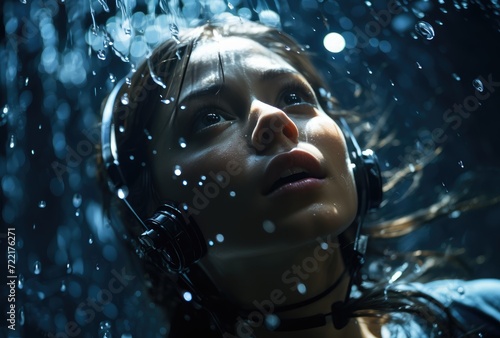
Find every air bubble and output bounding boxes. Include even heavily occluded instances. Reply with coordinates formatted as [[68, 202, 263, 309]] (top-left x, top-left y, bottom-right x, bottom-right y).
[[61, 280, 67, 292], [208, 240, 214, 246], [458, 160, 464, 168], [216, 234, 224, 243], [178, 137, 187, 148], [38, 200, 47, 208], [182, 180, 188, 186], [174, 165, 182, 176], [415, 21, 435, 40], [0, 105, 8, 127], [109, 73, 116, 83], [117, 186, 129, 199], [297, 283, 307, 294], [33, 261, 42, 275], [97, 50, 106, 60], [66, 262, 73, 273], [263, 220, 276, 233], [9, 135, 15, 148], [452, 73, 461, 81], [72, 193, 82, 208], [472, 78, 484, 92], [183, 291, 192, 302], [18, 274, 24, 289], [416, 62, 422, 69], [229, 191, 236, 197], [96, 263, 100, 270], [121, 93, 129, 105]]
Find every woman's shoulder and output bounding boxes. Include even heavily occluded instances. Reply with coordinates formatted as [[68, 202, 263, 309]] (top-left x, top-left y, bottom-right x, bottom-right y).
[[412, 278, 500, 335]]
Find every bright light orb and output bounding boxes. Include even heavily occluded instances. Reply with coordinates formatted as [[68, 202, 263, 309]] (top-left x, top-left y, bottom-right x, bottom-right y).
[[323, 32, 346, 53]]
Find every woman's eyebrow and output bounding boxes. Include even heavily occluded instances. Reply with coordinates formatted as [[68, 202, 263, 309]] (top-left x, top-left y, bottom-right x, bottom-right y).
[[259, 68, 299, 82], [179, 83, 225, 104]]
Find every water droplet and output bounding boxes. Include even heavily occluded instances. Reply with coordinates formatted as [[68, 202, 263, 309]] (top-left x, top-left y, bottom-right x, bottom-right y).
[[183, 291, 192, 301], [456, 286, 465, 295], [19, 306, 25, 326], [109, 73, 116, 83], [182, 180, 188, 186], [9, 135, 15, 148], [72, 193, 82, 208], [452, 73, 461, 81], [449, 210, 461, 218], [263, 220, 276, 233], [18, 274, 24, 289], [229, 191, 236, 197], [178, 137, 187, 148], [119, 125, 125, 133], [174, 165, 182, 176], [120, 93, 129, 105], [25, 77, 29, 86], [415, 21, 435, 40], [60, 280, 67, 292], [458, 160, 464, 168], [389, 79, 395, 86], [297, 283, 307, 294], [208, 240, 214, 246], [96, 263, 100, 270], [0, 105, 8, 127], [416, 61, 422, 69], [75, 209, 80, 217], [89, 234, 94, 244], [97, 50, 106, 60], [117, 186, 129, 199], [216, 234, 225, 243], [33, 261, 42, 275], [38, 200, 46, 208], [66, 262, 73, 273], [20, 0, 27, 4], [472, 78, 484, 92], [144, 128, 152, 140]]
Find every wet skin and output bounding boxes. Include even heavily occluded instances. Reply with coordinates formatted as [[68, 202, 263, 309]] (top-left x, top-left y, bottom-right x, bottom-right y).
[[149, 36, 358, 307]]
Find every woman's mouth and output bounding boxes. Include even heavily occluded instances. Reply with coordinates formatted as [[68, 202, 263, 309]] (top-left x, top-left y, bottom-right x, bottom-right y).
[[263, 149, 325, 196]]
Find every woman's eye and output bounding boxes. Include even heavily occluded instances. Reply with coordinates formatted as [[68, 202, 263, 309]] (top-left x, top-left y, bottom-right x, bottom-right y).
[[283, 91, 304, 105], [193, 110, 229, 132], [280, 88, 314, 107]]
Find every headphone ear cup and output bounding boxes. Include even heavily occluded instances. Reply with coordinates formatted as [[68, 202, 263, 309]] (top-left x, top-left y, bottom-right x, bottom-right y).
[[138, 203, 207, 273]]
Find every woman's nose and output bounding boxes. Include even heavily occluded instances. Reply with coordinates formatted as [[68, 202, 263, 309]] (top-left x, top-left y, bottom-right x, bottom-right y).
[[250, 100, 299, 152]]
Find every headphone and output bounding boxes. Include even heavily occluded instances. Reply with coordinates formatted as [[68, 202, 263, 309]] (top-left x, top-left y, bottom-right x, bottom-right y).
[[101, 67, 383, 332]]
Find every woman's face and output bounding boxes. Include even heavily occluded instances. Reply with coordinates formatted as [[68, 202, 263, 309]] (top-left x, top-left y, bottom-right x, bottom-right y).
[[149, 36, 357, 260]]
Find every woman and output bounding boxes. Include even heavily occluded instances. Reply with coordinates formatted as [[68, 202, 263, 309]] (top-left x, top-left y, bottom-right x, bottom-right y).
[[99, 16, 500, 337]]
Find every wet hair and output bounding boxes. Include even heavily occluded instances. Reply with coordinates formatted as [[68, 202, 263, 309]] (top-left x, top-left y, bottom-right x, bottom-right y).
[[99, 16, 477, 338]]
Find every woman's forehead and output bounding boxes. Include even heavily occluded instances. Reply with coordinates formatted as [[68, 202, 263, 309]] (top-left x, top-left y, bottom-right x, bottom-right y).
[[182, 36, 298, 90]]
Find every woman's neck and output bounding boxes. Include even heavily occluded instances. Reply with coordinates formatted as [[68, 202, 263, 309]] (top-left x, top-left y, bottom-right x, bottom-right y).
[[200, 235, 380, 337]]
